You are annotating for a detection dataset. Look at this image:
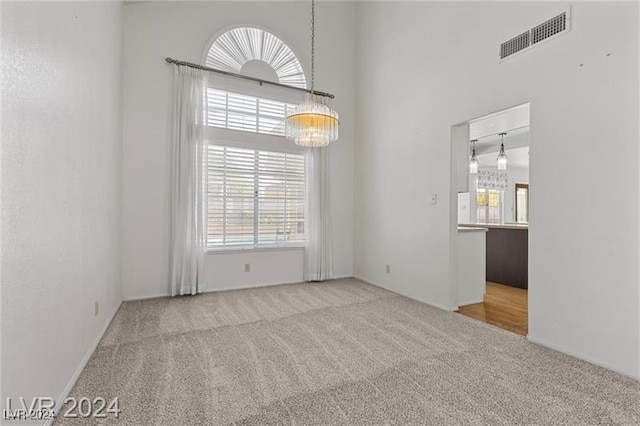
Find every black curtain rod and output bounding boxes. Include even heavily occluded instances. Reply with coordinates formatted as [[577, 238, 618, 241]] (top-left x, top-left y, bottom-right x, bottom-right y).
[[165, 58, 335, 99]]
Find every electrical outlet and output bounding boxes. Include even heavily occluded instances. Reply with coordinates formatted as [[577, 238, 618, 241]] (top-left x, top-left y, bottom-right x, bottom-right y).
[[94, 301, 99, 317], [244, 263, 251, 272], [386, 264, 391, 274]]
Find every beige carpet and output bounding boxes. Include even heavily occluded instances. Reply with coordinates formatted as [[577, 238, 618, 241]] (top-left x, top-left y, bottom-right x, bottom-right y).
[[56, 278, 640, 425]]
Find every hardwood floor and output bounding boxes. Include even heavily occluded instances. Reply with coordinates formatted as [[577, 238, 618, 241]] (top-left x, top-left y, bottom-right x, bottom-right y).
[[457, 282, 528, 336]]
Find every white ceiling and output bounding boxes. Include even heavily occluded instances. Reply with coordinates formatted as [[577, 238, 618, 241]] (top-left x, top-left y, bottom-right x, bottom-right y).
[[473, 127, 529, 155], [469, 103, 530, 140], [469, 103, 530, 168]]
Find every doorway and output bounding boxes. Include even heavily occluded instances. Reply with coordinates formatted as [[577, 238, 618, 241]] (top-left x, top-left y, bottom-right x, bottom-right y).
[[515, 183, 529, 223], [450, 103, 530, 335]]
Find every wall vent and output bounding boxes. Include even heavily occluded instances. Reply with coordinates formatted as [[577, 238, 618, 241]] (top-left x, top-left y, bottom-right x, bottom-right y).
[[500, 9, 570, 60], [531, 12, 567, 45], [500, 31, 530, 60]]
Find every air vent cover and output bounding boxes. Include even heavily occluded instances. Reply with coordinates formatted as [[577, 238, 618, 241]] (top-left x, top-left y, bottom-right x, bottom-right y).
[[531, 12, 567, 44], [500, 31, 530, 60], [500, 9, 570, 60]]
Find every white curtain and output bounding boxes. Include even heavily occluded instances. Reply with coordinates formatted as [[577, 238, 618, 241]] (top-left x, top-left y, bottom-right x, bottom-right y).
[[304, 146, 333, 281], [169, 65, 208, 296]]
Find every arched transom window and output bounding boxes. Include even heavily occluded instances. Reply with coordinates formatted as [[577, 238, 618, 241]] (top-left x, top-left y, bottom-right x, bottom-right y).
[[206, 27, 307, 89]]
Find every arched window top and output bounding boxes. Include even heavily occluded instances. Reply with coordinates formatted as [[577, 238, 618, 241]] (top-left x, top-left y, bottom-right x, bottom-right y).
[[206, 27, 307, 89]]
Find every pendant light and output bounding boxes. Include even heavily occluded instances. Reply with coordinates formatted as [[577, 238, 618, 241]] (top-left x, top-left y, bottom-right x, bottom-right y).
[[497, 132, 508, 171], [469, 139, 479, 174], [284, 0, 339, 147]]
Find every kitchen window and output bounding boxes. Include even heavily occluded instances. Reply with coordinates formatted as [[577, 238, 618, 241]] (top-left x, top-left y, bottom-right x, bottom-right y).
[[476, 188, 502, 224]]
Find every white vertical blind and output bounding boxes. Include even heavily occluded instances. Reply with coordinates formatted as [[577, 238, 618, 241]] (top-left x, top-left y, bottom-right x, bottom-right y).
[[207, 145, 304, 248]]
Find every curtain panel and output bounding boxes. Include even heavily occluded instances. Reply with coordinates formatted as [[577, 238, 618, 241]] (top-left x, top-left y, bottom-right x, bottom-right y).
[[304, 147, 333, 281], [168, 65, 208, 296]]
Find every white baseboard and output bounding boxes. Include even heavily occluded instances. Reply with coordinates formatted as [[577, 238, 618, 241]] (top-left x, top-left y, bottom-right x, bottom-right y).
[[330, 274, 353, 280], [354, 274, 455, 312], [527, 334, 640, 380], [203, 280, 300, 294], [457, 298, 483, 307], [124, 292, 170, 301], [44, 301, 123, 426], [123, 275, 355, 302], [204, 275, 354, 294], [331, 274, 353, 280]]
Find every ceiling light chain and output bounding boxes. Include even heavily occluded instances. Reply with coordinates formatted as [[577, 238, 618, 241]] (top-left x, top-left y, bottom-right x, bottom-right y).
[[310, 0, 315, 94]]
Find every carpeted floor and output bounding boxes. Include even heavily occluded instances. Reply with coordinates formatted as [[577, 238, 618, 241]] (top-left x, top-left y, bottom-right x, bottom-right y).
[[56, 278, 640, 425]]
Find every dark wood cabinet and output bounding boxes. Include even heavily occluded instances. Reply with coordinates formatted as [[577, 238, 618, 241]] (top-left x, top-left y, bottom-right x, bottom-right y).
[[486, 227, 528, 289]]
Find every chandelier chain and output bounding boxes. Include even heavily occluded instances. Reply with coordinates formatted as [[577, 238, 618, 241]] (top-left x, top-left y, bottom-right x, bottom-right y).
[[311, 0, 315, 94]]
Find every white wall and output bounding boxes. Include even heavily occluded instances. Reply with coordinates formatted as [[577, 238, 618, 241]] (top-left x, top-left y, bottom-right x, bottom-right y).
[[355, 2, 639, 377], [122, 1, 355, 300], [1, 0, 123, 415], [206, 248, 303, 292]]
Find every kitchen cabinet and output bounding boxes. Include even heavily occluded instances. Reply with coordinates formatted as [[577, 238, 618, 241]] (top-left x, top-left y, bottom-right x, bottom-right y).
[[485, 225, 528, 289]]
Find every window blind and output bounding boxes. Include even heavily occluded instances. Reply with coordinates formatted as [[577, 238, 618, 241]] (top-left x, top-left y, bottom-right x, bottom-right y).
[[206, 89, 297, 137], [207, 145, 305, 248]]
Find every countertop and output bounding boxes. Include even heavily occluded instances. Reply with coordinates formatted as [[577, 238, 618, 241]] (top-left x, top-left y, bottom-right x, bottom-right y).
[[458, 223, 528, 230], [457, 226, 488, 232]]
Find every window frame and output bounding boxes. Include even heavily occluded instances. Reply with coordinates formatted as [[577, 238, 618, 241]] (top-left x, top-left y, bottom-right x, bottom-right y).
[[202, 46, 309, 253], [476, 188, 503, 225], [205, 143, 306, 253]]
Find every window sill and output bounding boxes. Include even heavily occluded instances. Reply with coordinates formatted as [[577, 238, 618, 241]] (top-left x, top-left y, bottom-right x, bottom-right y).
[[207, 245, 305, 255]]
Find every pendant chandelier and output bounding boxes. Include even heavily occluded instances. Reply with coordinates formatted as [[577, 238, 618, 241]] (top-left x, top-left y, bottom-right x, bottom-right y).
[[497, 132, 508, 171], [285, 0, 339, 147], [469, 139, 479, 174]]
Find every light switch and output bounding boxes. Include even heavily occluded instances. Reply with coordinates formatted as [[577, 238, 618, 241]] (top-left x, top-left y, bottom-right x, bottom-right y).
[[430, 193, 438, 205]]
